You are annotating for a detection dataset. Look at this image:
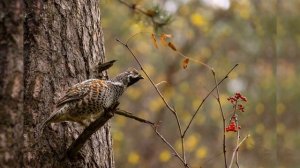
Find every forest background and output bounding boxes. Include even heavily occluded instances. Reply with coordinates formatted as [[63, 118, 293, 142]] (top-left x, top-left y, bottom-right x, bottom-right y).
[[98, 0, 299, 168]]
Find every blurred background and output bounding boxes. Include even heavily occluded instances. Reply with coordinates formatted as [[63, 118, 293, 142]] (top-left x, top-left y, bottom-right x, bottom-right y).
[[100, 0, 298, 167]]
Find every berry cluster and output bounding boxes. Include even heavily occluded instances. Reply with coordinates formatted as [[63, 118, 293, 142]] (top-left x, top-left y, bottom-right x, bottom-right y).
[[225, 92, 247, 132], [237, 104, 245, 112], [225, 115, 241, 132], [227, 92, 247, 103], [227, 92, 247, 112]]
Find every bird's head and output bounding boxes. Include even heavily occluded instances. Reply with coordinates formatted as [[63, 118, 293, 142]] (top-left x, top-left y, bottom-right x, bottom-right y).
[[113, 68, 144, 87]]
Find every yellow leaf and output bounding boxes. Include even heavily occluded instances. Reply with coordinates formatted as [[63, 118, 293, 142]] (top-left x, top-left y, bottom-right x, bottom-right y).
[[196, 147, 207, 159], [168, 42, 177, 51], [255, 123, 265, 135], [146, 9, 156, 17], [182, 58, 189, 69], [186, 134, 198, 151], [276, 103, 285, 115], [190, 13, 208, 27], [128, 151, 140, 164], [151, 33, 158, 49], [255, 103, 265, 115], [160, 33, 172, 46], [112, 130, 124, 142], [161, 33, 172, 38], [277, 123, 286, 135], [159, 150, 171, 162], [149, 97, 164, 112], [245, 135, 255, 150]]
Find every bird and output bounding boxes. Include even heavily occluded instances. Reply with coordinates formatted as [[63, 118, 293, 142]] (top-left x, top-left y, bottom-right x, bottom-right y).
[[39, 66, 143, 134]]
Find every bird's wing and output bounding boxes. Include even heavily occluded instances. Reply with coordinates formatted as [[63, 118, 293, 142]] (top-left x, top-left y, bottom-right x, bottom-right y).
[[56, 80, 95, 107]]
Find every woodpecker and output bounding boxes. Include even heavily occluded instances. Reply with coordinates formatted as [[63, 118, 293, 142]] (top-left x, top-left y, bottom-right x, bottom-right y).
[[39, 67, 143, 134]]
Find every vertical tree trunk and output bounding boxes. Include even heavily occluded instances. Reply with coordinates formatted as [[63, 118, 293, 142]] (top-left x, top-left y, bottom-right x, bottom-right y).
[[1, 0, 114, 167], [0, 1, 24, 167]]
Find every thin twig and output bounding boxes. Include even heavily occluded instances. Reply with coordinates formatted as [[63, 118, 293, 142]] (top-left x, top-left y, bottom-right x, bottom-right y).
[[115, 109, 155, 125], [153, 127, 190, 168], [125, 31, 152, 45], [116, 38, 188, 166], [173, 107, 186, 163], [231, 101, 240, 168], [229, 134, 250, 168], [115, 108, 188, 167], [118, 0, 170, 28], [236, 118, 240, 168], [116, 38, 176, 113], [212, 70, 228, 168], [183, 64, 239, 137], [115, 109, 188, 167], [177, 52, 212, 70], [118, 0, 149, 16]]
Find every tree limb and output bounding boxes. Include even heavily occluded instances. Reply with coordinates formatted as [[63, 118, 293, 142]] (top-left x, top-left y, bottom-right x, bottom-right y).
[[115, 109, 155, 125], [66, 103, 119, 159]]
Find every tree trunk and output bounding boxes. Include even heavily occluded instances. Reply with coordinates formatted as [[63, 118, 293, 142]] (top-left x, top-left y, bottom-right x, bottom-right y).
[[1, 0, 114, 167], [0, 0, 24, 167]]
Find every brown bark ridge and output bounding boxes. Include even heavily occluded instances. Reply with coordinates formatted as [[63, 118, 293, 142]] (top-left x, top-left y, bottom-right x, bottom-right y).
[[23, 0, 114, 167], [0, 0, 24, 167]]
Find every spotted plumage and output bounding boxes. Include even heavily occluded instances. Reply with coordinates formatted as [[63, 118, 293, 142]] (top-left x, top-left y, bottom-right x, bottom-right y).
[[39, 68, 143, 133]]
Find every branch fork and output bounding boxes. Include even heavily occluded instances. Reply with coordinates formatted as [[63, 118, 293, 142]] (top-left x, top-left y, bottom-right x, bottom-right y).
[[116, 37, 238, 168]]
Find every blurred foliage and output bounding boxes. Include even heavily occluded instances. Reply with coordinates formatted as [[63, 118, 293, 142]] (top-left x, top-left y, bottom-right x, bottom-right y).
[[101, 0, 298, 167]]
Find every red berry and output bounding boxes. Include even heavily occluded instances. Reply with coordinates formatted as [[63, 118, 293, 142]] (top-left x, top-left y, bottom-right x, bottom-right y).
[[240, 96, 247, 102]]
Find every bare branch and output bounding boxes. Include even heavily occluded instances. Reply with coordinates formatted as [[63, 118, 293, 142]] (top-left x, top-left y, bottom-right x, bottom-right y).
[[183, 64, 238, 137], [173, 107, 186, 163], [115, 109, 155, 125], [66, 103, 119, 159], [212, 70, 228, 168], [114, 108, 188, 167], [118, 0, 149, 16], [118, 0, 171, 29], [230, 99, 240, 168], [116, 38, 188, 166], [153, 127, 190, 168], [229, 134, 250, 168], [94, 60, 116, 79], [235, 119, 240, 168]]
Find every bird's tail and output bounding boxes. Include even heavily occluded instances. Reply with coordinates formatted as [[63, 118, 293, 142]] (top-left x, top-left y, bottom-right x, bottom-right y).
[[36, 109, 61, 138]]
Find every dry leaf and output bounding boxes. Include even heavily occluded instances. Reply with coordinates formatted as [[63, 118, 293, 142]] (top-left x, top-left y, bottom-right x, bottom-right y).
[[151, 34, 158, 49], [160, 33, 172, 46], [182, 58, 189, 69], [146, 9, 156, 17], [162, 34, 172, 38], [168, 42, 177, 51]]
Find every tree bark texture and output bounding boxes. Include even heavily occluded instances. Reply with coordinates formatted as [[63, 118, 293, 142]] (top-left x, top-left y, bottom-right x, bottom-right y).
[[0, 0, 24, 167], [1, 0, 114, 167]]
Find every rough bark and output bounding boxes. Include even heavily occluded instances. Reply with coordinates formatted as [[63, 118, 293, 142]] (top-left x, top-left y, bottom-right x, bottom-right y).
[[23, 0, 114, 167], [0, 0, 24, 167], [1, 0, 114, 167]]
